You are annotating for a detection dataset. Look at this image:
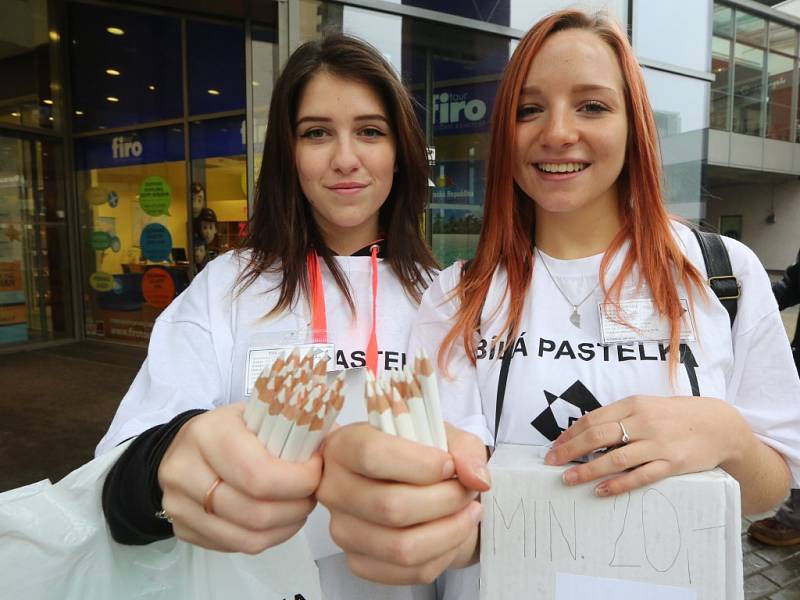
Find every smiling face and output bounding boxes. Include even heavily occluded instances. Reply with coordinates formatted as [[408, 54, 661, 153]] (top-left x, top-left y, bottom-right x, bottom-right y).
[[513, 29, 628, 223], [294, 72, 396, 254]]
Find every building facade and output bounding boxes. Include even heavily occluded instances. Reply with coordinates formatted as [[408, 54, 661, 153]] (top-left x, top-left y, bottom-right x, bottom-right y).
[[0, 0, 797, 350]]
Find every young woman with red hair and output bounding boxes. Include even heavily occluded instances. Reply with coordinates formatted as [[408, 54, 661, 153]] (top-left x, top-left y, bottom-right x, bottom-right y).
[[317, 9, 800, 595]]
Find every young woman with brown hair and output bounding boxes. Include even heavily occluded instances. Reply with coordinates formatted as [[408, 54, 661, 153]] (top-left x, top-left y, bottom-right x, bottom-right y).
[[98, 33, 443, 599], [317, 10, 800, 596]]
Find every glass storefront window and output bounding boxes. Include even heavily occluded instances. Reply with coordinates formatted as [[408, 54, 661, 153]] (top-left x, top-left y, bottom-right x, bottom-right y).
[[732, 10, 766, 137], [299, 0, 510, 266], [766, 22, 796, 141], [420, 25, 509, 266], [187, 20, 245, 116], [0, 0, 59, 130], [189, 117, 247, 271], [711, 4, 733, 131], [69, 4, 183, 133], [75, 127, 186, 344], [0, 135, 72, 346], [642, 68, 708, 221], [252, 25, 279, 186], [403, 0, 510, 27], [634, 0, 711, 73]]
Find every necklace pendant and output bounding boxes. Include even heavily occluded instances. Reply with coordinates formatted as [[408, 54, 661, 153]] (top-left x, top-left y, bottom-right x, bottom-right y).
[[569, 306, 581, 328]]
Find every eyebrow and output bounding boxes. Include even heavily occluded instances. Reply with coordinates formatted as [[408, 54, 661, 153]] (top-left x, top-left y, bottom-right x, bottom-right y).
[[520, 84, 619, 96], [295, 114, 390, 126]]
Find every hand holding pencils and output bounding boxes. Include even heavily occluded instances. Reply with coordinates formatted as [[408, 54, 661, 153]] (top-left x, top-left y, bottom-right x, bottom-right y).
[[364, 349, 448, 451], [243, 347, 344, 462]]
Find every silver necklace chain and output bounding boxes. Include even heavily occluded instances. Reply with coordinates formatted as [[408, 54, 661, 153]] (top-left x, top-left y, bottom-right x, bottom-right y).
[[535, 247, 601, 328]]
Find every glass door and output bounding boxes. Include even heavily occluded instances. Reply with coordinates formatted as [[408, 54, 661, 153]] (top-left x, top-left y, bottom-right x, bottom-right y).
[[0, 134, 73, 346]]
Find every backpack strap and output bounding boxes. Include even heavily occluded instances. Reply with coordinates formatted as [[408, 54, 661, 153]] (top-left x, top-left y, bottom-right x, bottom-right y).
[[692, 229, 740, 328], [462, 260, 514, 442]]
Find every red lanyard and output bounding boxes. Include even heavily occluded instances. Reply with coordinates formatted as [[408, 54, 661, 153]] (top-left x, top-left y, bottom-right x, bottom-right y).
[[306, 244, 381, 374]]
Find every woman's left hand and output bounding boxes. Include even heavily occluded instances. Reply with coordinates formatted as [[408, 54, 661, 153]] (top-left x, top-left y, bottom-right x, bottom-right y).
[[544, 395, 750, 497]]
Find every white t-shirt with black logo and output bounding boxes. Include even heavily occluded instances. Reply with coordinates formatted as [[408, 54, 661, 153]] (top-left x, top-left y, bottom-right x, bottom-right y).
[[412, 223, 800, 600], [412, 223, 800, 473]]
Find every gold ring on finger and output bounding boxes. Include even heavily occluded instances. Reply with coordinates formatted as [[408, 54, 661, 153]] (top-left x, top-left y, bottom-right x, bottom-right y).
[[203, 476, 223, 516]]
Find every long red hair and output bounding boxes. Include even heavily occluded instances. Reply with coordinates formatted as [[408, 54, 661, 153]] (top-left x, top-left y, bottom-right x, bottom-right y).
[[440, 10, 704, 372]]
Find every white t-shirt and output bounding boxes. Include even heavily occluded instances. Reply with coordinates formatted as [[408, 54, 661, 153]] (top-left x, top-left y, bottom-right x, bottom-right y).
[[97, 250, 435, 600], [411, 223, 800, 600]]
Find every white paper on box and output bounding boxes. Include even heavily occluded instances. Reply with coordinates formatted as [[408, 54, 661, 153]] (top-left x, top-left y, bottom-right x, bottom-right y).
[[555, 572, 697, 599], [480, 444, 743, 600]]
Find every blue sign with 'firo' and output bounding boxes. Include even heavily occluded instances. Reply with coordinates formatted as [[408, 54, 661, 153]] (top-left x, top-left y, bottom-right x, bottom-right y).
[[139, 223, 172, 262]]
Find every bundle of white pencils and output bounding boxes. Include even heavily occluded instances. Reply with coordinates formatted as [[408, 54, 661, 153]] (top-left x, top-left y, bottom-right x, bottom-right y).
[[365, 348, 448, 451], [242, 347, 345, 462]]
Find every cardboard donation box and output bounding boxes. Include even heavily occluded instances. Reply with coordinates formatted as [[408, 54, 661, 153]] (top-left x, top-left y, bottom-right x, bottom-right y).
[[481, 444, 743, 600]]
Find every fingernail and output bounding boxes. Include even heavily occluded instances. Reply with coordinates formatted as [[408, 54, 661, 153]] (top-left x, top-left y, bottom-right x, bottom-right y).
[[544, 450, 556, 465], [468, 502, 483, 525], [473, 462, 492, 488], [552, 437, 563, 447], [595, 483, 609, 497], [442, 459, 455, 479], [562, 469, 578, 485]]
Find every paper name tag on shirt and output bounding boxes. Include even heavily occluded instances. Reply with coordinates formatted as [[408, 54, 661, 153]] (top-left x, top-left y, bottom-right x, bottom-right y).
[[598, 298, 696, 344], [243, 342, 335, 397]]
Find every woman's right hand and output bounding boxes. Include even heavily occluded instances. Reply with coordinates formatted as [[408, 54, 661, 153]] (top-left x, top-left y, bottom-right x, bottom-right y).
[[157, 403, 321, 554], [317, 422, 490, 585]]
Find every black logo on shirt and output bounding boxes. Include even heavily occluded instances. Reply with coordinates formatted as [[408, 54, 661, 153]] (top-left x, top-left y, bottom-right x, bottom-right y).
[[335, 349, 406, 370], [530, 380, 602, 441]]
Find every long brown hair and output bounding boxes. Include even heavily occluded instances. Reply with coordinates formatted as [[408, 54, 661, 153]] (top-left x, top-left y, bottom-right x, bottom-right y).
[[441, 10, 704, 372], [239, 34, 437, 314]]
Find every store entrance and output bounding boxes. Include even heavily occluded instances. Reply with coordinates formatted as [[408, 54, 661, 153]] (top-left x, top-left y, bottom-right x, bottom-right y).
[[0, 134, 73, 346]]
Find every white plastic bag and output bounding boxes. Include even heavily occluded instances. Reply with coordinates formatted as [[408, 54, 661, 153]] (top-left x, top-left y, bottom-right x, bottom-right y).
[[0, 441, 321, 600]]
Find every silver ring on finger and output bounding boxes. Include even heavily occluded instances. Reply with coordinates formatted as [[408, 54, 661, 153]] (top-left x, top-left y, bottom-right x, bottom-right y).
[[618, 420, 631, 444], [155, 508, 174, 524]]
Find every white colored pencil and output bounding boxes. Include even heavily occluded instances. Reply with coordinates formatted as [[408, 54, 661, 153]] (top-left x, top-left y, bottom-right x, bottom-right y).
[[390, 370, 407, 399], [405, 373, 434, 447], [380, 371, 393, 395], [244, 356, 284, 431], [322, 388, 345, 434], [280, 405, 314, 462], [365, 380, 381, 429], [266, 398, 298, 457], [390, 387, 417, 442], [375, 382, 397, 436], [244, 376, 268, 432], [286, 347, 301, 372], [299, 349, 314, 374], [416, 348, 447, 451], [296, 404, 327, 462], [332, 370, 346, 395], [306, 385, 324, 413], [257, 387, 285, 444], [313, 354, 329, 386]]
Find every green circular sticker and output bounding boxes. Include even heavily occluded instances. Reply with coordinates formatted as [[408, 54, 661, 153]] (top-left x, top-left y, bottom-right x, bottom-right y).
[[90, 231, 112, 250], [139, 176, 172, 216], [89, 272, 115, 292]]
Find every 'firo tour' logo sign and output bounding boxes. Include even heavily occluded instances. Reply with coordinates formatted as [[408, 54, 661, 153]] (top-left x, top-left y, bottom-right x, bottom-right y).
[[111, 136, 143, 159], [432, 91, 487, 126]]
